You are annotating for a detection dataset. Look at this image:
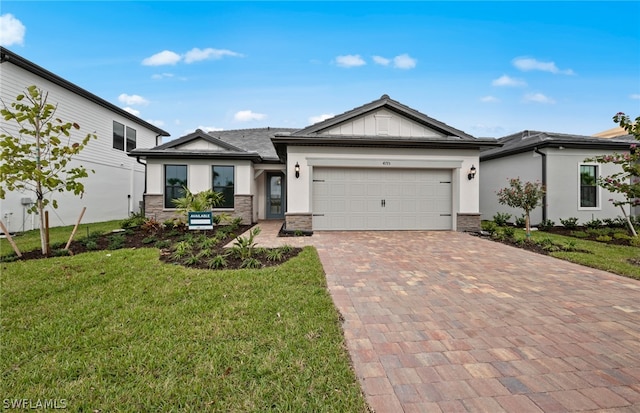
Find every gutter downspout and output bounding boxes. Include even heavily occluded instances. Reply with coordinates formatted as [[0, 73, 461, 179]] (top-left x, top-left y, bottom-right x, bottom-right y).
[[534, 147, 547, 222], [136, 156, 147, 215]]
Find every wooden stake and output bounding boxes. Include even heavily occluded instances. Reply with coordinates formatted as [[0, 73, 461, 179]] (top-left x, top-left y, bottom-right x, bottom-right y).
[[65, 207, 87, 250], [0, 220, 22, 258]]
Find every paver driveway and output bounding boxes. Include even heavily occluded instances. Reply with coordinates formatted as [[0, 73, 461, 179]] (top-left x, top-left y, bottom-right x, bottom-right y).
[[309, 230, 640, 413]]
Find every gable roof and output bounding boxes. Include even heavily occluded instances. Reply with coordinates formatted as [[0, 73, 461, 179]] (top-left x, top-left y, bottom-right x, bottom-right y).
[[272, 94, 500, 159], [0, 46, 170, 137], [129, 128, 296, 162], [480, 130, 634, 161]]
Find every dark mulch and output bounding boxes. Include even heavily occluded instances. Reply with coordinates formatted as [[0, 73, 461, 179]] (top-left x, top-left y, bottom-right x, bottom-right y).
[[542, 226, 636, 247], [4, 224, 303, 270]]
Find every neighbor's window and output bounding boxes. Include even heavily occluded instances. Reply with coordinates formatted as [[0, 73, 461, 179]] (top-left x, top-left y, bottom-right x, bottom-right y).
[[126, 126, 137, 151], [580, 164, 598, 208], [165, 165, 187, 208], [212, 166, 234, 208], [113, 121, 125, 150]]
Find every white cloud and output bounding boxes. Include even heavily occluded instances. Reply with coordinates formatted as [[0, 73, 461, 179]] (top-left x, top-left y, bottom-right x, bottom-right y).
[[0, 14, 26, 46], [234, 110, 266, 122], [118, 93, 149, 106], [630, 94, 640, 100], [183, 47, 243, 63], [492, 75, 527, 87], [151, 73, 174, 80], [372, 55, 390, 66], [393, 54, 417, 69], [142, 50, 182, 66], [335, 54, 366, 68], [196, 125, 224, 132], [309, 113, 335, 124], [512, 57, 574, 75], [480, 96, 500, 103], [122, 107, 141, 117], [523, 92, 555, 104]]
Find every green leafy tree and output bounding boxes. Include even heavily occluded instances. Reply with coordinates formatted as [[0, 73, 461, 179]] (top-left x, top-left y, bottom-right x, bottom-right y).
[[0, 85, 96, 254], [585, 112, 639, 236], [172, 187, 224, 219], [496, 178, 546, 237]]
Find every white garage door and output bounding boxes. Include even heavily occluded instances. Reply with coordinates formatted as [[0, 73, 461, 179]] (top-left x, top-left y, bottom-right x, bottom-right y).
[[312, 167, 452, 230]]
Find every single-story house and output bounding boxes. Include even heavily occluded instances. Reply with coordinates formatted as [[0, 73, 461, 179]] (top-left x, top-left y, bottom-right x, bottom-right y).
[[479, 130, 636, 225], [130, 94, 500, 232], [0, 47, 170, 233]]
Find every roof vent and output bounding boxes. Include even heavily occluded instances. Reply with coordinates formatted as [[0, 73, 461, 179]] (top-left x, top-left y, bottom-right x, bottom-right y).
[[522, 130, 530, 139]]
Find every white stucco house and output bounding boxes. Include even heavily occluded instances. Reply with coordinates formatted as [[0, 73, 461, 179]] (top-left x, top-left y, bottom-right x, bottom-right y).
[[0, 47, 170, 233], [479, 130, 635, 225], [130, 95, 500, 232]]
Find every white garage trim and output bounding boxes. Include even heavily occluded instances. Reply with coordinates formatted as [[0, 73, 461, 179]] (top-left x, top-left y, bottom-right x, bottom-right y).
[[312, 167, 453, 231], [307, 157, 463, 169]]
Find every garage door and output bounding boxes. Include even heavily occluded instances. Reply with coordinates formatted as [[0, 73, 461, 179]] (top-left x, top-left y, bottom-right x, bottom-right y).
[[312, 167, 452, 230]]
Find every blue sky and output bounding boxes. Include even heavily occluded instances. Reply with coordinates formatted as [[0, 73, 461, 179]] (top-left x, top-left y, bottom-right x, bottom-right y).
[[1, 1, 639, 141]]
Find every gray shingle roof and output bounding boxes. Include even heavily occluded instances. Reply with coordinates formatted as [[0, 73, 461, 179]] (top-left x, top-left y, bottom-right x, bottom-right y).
[[480, 130, 634, 161], [207, 128, 297, 161]]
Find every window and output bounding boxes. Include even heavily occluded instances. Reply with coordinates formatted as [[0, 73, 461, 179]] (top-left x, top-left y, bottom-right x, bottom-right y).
[[126, 126, 137, 151], [212, 166, 234, 208], [113, 121, 124, 150], [580, 164, 598, 208], [165, 165, 187, 208]]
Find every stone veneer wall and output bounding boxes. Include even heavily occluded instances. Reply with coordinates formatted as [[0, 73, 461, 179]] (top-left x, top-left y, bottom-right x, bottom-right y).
[[456, 213, 481, 232], [144, 194, 254, 225], [285, 213, 312, 232], [234, 194, 254, 225]]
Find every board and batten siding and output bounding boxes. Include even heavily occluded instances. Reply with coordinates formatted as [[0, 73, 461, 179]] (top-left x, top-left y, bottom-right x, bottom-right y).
[[323, 108, 446, 138], [0, 59, 161, 233]]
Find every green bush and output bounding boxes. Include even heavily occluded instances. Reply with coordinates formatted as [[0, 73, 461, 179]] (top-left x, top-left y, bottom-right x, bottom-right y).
[[108, 234, 126, 250], [571, 231, 588, 238], [501, 226, 516, 238], [121, 212, 147, 229], [585, 218, 603, 229], [613, 232, 632, 241], [596, 235, 612, 243], [514, 216, 526, 228], [492, 212, 512, 227], [560, 217, 579, 229], [537, 219, 555, 231], [630, 237, 640, 247], [481, 221, 498, 234]]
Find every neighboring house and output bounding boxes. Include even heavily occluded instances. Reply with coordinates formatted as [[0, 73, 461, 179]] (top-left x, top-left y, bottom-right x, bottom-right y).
[[131, 94, 500, 232], [479, 130, 635, 226], [0, 47, 170, 233]]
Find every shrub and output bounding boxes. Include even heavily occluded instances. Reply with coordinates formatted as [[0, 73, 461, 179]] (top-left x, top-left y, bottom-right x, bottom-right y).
[[84, 240, 99, 250], [121, 212, 147, 229], [629, 236, 640, 247], [240, 258, 262, 269], [279, 244, 294, 254], [585, 218, 603, 229], [142, 236, 158, 244], [514, 216, 526, 228], [537, 219, 555, 231], [108, 234, 126, 250], [492, 212, 512, 227], [265, 248, 285, 262], [207, 254, 228, 269], [613, 232, 632, 241], [501, 226, 516, 238], [154, 240, 171, 249], [231, 227, 261, 260], [481, 221, 497, 234], [560, 217, 579, 229], [595, 235, 612, 243]]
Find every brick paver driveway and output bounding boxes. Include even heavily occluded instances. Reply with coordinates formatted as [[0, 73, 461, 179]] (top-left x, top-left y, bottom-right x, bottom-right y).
[[311, 230, 640, 412]]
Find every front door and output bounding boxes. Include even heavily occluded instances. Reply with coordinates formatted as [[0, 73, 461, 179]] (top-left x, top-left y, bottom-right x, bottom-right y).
[[266, 172, 285, 219]]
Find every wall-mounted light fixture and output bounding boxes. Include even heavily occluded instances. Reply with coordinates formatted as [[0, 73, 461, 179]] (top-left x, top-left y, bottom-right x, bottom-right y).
[[294, 162, 300, 179], [467, 165, 477, 180]]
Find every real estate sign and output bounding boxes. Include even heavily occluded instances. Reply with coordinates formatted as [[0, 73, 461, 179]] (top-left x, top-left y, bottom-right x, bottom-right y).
[[188, 212, 213, 230]]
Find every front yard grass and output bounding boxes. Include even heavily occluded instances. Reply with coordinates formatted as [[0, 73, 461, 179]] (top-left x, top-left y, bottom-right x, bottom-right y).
[[0, 247, 368, 412], [525, 229, 640, 279]]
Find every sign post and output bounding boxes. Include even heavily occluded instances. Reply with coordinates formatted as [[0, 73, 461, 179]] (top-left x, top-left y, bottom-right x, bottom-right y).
[[188, 211, 214, 230]]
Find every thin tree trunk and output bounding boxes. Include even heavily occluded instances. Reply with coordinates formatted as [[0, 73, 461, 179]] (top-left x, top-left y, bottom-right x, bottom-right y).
[[525, 213, 531, 237], [620, 204, 638, 237]]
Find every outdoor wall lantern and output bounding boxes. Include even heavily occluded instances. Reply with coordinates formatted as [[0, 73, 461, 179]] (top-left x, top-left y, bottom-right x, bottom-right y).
[[294, 162, 300, 179], [467, 165, 477, 180]]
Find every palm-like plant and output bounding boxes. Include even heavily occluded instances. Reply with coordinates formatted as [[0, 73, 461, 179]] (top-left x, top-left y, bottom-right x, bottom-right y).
[[172, 187, 224, 218]]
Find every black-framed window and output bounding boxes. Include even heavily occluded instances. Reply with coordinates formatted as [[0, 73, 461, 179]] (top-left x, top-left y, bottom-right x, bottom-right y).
[[580, 165, 598, 208], [212, 166, 234, 208], [126, 126, 137, 151], [165, 165, 187, 208], [113, 121, 125, 150]]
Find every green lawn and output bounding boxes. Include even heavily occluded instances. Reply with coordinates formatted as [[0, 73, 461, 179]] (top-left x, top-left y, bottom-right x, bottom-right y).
[[0, 247, 368, 412], [524, 229, 640, 279]]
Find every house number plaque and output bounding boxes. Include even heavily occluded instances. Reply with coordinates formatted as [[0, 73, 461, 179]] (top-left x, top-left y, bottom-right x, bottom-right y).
[[382, 161, 391, 165]]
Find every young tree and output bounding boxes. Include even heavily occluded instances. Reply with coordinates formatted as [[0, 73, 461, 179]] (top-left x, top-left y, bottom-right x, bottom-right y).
[[585, 112, 639, 236], [497, 178, 546, 237], [0, 85, 96, 254]]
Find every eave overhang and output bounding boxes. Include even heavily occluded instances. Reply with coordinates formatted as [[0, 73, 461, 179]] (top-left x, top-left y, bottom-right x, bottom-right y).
[[480, 140, 633, 162], [127, 150, 263, 163]]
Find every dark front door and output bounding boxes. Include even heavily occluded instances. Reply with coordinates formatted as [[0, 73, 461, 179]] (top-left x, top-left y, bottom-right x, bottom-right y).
[[266, 172, 285, 219]]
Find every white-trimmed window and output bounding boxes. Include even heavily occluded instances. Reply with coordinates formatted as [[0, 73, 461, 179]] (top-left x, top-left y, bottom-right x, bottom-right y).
[[212, 165, 234, 208], [165, 165, 187, 208], [579, 164, 599, 209], [113, 121, 137, 151]]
